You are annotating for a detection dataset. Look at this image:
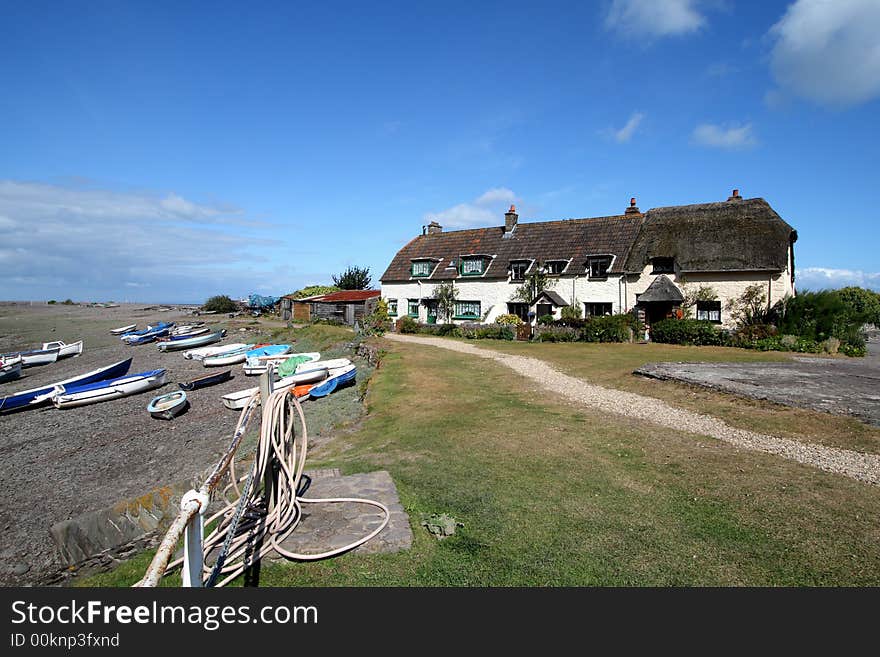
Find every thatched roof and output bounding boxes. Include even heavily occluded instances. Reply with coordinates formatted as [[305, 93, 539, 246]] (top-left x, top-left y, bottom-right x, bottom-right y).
[[623, 198, 796, 273], [637, 275, 684, 303], [381, 196, 796, 283], [380, 214, 643, 282]]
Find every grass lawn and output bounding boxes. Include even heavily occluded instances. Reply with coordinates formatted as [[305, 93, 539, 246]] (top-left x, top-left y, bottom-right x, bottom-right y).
[[474, 340, 880, 456], [81, 336, 880, 586]]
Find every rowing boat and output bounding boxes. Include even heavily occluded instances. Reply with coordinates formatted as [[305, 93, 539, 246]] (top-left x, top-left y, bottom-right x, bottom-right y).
[[308, 364, 356, 398], [147, 390, 188, 420], [110, 324, 136, 335], [53, 369, 167, 409], [157, 330, 227, 352], [1, 347, 61, 367], [0, 356, 23, 384], [178, 369, 233, 391], [0, 357, 133, 413], [220, 367, 328, 410], [184, 343, 250, 360], [204, 343, 288, 367], [243, 351, 320, 376]]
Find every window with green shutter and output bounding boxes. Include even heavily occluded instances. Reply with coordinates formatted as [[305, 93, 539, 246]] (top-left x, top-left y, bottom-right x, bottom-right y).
[[453, 300, 481, 319], [411, 260, 433, 277], [408, 299, 420, 317], [460, 257, 487, 276], [387, 299, 398, 316]]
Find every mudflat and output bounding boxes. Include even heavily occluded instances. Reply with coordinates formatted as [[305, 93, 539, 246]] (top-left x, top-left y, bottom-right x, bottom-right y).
[[0, 302, 270, 585]]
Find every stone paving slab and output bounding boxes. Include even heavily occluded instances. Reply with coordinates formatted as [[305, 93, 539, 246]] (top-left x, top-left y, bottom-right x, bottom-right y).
[[271, 469, 412, 558]]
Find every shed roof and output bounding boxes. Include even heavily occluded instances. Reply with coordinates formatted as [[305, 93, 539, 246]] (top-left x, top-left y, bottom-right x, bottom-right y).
[[637, 275, 684, 303], [311, 290, 381, 303], [534, 290, 570, 307]]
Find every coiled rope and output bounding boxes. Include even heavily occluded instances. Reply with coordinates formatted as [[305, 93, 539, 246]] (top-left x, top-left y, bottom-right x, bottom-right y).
[[138, 386, 389, 587]]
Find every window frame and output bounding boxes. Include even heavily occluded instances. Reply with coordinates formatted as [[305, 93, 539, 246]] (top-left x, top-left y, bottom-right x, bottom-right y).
[[584, 302, 613, 317], [386, 299, 398, 317], [543, 259, 569, 276], [587, 256, 613, 280], [407, 298, 420, 318], [459, 256, 488, 277], [410, 259, 436, 278], [508, 259, 531, 282], [696, 300, 722, 324], [453, 300, 481, 320]]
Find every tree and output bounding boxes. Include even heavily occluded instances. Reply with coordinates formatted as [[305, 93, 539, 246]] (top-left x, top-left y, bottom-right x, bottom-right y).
[[203, 295, 238, 313], [836, 286, 880, 327], [332, 266, 372, 290], [726, 284, 768, 328], [512, 270, 549, 304], [434, 281, 458, 323]]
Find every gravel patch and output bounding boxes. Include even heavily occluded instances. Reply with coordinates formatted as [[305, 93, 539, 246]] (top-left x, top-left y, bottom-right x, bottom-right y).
[[384, 334, 880, 486]]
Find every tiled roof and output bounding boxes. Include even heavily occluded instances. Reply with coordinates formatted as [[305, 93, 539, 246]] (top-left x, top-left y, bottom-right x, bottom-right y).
[[380, 214, 643, 282], [309, 290, 381, 303]]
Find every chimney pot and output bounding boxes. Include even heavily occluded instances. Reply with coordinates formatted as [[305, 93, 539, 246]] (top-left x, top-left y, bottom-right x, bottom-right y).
[[727, 188, 743, 202], [625, 197, 641, 215], [630, 197, 636, 207], [504, 204, 519, 233]]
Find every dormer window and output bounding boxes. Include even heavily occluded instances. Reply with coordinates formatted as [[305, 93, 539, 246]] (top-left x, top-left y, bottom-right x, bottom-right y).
[[460, 256, 489, 276], [543, 260, 568, 276], [411, 259, 436, 277], [587, 256, 612, 279], [509, 260, 530, 281], [651, 257, 675, 274]]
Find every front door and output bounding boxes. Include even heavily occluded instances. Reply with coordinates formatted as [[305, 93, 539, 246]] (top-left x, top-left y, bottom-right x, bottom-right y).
[[426, 301, 438, 324], [536, 303, 553, 320]]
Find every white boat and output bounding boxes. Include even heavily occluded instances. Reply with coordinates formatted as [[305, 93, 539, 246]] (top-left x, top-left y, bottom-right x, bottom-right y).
[[169, 325, 209, 338], [41, 339, 83, 359], [0, 356, 23, 383], [157, 330, 226, 352], [243, 351, 320, 376], [147, 390, 188, 420], [53, 369, 167, 409], [110, 324, 136, 335], [294, 357, 352, 375], [220, 367, 328, 410], [184, 343, 249, 361], [3, 347, 61, 367]]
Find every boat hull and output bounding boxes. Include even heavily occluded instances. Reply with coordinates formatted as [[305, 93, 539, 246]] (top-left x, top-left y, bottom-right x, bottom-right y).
[[309, 364, 356, 398], [110, 324, 137, 335], [54, 369, 167, 409], [220, 367, 328, 410], [147, 390, 188, 420], [178, 369, 233, 391], [0, 358, 23, 383], [41, 340, 84, 359], [185, 343, 249, 360], [0, 358, 133, 413], [157, 330, 226, 352]]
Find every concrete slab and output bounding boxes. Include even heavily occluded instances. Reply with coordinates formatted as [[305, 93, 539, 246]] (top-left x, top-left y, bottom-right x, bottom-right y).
[[635, 338, 880, 426]]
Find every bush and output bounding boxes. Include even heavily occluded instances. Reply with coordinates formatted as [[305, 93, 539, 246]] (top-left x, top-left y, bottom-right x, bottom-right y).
[[495, 313, 524, 326], [203, 295, 238, 313], [651, 319, 724, 346], [436, 324, 462, 337], [396, 316, 420, 334], [460, 323, 514, 340], [537, 314, 555, 325], [840, 343, 867, 357], [534, 326, 578, 342], [47, 300, 56, 304], [62, 299, 74, 305], [560, 304, 583, 321], [729, 323, 778, 348]]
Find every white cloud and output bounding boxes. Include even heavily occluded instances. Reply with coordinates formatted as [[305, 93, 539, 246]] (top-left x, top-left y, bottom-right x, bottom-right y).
[[768, 0, 880, 107], [797, 267, 880, 292], [611, 112, 645, 143], [425, 187, 520, 229], [691, 122, 758, 149], [0, 180, 288, 302], [605, 0, 706, 37]]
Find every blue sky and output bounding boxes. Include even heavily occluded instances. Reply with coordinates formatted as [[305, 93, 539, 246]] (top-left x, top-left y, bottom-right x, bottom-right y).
[[1, 0, 878, 303]]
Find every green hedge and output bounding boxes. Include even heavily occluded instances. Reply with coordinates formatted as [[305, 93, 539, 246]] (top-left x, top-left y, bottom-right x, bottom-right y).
[[650, 319, 724, 346]]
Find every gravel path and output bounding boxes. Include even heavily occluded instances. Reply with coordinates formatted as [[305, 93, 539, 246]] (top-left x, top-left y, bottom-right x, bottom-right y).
[[385, 334, 880, 486]]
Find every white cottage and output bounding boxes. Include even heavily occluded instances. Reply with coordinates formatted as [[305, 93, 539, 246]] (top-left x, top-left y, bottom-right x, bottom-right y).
[[379, 190, 797, 328]]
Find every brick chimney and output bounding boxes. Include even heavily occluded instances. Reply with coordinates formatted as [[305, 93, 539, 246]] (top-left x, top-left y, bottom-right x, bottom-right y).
[[625, 197, 641, 215], [726, 188, 743, 202], [427, 221, 443, 234], [504, 204, 518, 233]]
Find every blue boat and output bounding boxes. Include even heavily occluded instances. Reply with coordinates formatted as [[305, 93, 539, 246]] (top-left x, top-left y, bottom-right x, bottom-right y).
[[120, 322, 174, 339], [245, 344, 291, 358], [127, 327, 172, 345], [0, 357, 133, 413], [309, 364, 356, 399]]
